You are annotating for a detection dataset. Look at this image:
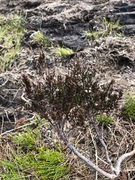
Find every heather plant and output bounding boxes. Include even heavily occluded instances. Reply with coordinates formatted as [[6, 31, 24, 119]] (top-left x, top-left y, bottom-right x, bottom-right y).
[[22, 62, 122, 115], [22, 62, 122, 134], [22, 60, 135, 179]]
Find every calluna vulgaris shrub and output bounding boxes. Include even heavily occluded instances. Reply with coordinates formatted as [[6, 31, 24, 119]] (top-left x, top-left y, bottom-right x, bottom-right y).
[[22, 59, 123, 129]]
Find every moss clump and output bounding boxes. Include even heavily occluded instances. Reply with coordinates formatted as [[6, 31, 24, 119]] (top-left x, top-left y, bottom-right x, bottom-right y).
[[96, 113, 113, 126], [0, 148, 67, 180], [0, 121, 68, 179], [53, 47, 74, 57], [0, 14, 24, 73], [123, 96, 135, 121], [13, 129, 39, 150], [31, 31, 51, 46]]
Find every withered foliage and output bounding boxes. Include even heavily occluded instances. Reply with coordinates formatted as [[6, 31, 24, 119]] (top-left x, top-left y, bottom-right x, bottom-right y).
[[22, 60, 123, 129]]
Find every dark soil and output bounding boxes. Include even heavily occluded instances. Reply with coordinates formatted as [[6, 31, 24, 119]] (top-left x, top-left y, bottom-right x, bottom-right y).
[[0, 0, 135, 179]]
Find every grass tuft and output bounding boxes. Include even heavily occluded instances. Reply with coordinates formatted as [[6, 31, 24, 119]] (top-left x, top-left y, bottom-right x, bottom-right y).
[[0, 14, 24, 73], [85, 18, 121, 41]]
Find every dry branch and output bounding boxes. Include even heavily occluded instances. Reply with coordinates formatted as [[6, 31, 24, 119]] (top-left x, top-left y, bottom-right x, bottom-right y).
[[61, 130, 135, 179]]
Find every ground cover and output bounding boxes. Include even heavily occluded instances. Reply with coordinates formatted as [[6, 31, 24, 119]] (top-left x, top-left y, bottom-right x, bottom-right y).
[[0, 0, 135, 179]]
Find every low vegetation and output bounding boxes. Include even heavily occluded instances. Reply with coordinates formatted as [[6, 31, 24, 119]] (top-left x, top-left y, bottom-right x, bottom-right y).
[[0, 4, 135, 179], [22, 61, 133, 179], [0, 118, 68, 179], [96, 113, 113, 126], [0, 14, 24, 72], [85, 18, 121, 40], [123, 96, 135, 121], [53, 46, 74, 57], [31, 31, 51, 47]]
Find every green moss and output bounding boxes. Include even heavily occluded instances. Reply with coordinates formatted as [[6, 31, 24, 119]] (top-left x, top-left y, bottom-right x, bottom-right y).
[[0, 119, 69, 179], [0, 14, 24, 73], [96, 113, 113, 126], [13, 130, 38, 150], [123, 96, 135, 121], [0, 148, 67, 179], [53, 47, 74, 57], [32, 31, 51, 46]]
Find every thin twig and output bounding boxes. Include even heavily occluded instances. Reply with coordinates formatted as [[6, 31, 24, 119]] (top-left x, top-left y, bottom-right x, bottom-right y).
[[0, 121, 36, 136], [97, 125, 113, 171], [0, 79, 8, 87], [21, 93, 31, 104], [89, 128, 98, 180], [4, 110, 11, 122], [97, 156, 109, 165], [1, 115, 4, 134]]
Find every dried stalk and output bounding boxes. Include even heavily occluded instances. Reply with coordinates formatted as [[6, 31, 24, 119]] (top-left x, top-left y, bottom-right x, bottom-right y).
[[97, 125, 114, 172], [114, 150, 135, 176], [61, 130, 135, 179], [89, 128, 98, 180]]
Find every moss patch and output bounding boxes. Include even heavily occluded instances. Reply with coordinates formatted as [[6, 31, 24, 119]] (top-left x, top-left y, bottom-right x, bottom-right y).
[[31, 31, 51, 47], [0, 118, 69, 179], [53, 46, 74, 58], [123, 96, 135, 121], [96, 113, 113, 126]]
